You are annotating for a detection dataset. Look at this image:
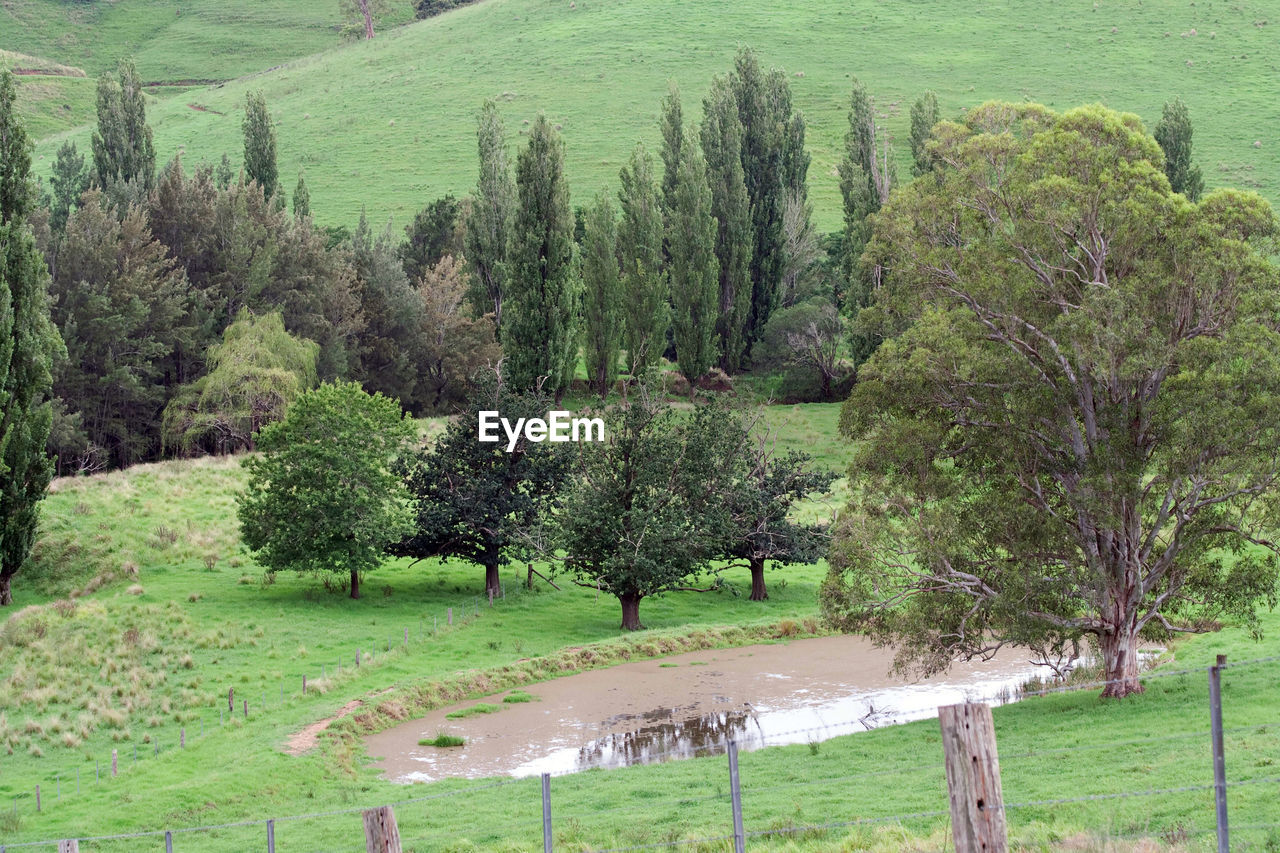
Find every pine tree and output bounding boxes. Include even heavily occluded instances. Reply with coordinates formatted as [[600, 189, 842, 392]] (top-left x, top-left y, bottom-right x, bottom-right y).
[[464, 100, 514, 329], [667, 137, 719, 384], [0, 71, 62, 605], [700, 76, 752, 373], [90, 60, 155, 200], [49, 141, 89, 233], [616, 143, 667, 375], [909, 90, 939, 176], [292, 173, 310, 219], [580, 190, 622, 399], [1154, 97, 1204, 201], [502, 114, 580, 398], [242, 91, 278, 199]]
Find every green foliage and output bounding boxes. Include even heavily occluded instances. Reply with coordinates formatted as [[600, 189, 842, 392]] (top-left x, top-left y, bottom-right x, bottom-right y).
[[0, 73, 61, 605], [666, 137, 719, 383], [580, 190, 622, 399], [754, 297, 844, 401], [161, 309, 319, 456], [291, 172, 310, 220], [502, 114, 580, 397], [392, 373, 570, 594], [413, 255, 500, 412], [908, 90, 939, 176], [348, 211, 420, 407], [826, 102, 1280, 696], [1154, 96, 1204, 202], [700, 75, 751, 373], [238, 380, 415, 599], [657, 82, 683, 234], [48, 140, 88, 232], [399, 194, 461, 284], [617, 143, 667, 375], [418, 732, 465, 747], [242, 90, 278, 200], [49, 190, 191, 471], [463, 100, 513, 330], [557, 387, 750, 630], [89, 60, 154, 205]]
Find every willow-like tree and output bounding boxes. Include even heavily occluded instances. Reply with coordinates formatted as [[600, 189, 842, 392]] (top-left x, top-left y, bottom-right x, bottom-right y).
[[502, 114, 579, 397], [464, 100, 514, 329], [667, 137, 719, 384], [1154, 96, 1204, 201], [242, 90, 278, 199], [580, 190, 622, 399], [617, 143, 667, 375], [238, 381, 415, 599], [822, 103, 1280, 698], [700, 75, 751, 372], [0, 71, 62, 606]]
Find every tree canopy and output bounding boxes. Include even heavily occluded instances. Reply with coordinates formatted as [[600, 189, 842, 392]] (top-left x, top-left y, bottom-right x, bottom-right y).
[[823, 102, 1280, 697]]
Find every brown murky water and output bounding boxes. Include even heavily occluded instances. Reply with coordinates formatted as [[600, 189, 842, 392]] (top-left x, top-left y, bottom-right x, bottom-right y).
[[365, 635, 1042, 782]]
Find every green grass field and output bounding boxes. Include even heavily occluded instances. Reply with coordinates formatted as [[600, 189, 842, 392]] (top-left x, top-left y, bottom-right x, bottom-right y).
[[0, 402, 1278, 850], [27, 0, 1280, 234]]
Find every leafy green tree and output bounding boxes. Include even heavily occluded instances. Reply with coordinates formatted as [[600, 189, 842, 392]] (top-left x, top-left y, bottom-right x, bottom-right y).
[[239, 380, 414, 599], [464, 100, 514, 329], [557, 389, 749, 630], [0, 71, 62, 605], [839, 78, 894, 369], [90, 60, 155, 203], [399, 194, 461, 283], [502, 114, 580, 398], [50, 190, 192, 469], [658, 82, 683, 234], [162, 309, 318, 455], [824, 103, 1280, 697], [49, 141, 89, 233], [392, 373, 569, 595], [349, 211, 421, 407], [908, 90, 939, 176], [1154, 96, 1204, 201], [242, 91, 278, 200], [292, 172, 310, 219], [725, 446, 835, 600], [667, 137, 719, 384], [755, 297, 844, 401], [580, 190, 622, 399], [617, 143, 667, 375], [700, 76, 752, 372]]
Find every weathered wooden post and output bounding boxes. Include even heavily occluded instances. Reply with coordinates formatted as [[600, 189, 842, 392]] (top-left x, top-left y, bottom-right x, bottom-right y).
[[362, 805, 402, 853], [447, 607, 452, 626], [303, 674, 308, 695], [939, 703, 1007, 853], [34, 785, 39, 813], [1209, 654, 1229, 852], [57, 841, 79, 853], [180, 727, 185, 748], [228, 687, 234, 714], [243, 699, 248, 719]]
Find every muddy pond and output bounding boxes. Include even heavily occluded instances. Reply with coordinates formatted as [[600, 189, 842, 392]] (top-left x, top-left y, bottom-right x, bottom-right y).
[[366, 635, 1042, 783]]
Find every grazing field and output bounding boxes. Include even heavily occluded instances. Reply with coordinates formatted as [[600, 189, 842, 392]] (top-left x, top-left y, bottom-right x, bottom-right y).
[[28, 0, 1280, 233]]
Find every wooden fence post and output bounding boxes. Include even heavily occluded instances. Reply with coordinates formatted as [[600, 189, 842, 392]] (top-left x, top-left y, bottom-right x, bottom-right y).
[[303, 674, 307, 695], [228, 687, 234, 714], [939, 703, 1007, 853], [34, 785, 39, 813], [180, 727, 185, 748], [243, 699, 248, 719], [362, 805, 402, 853], [57, 841, 79, 853]]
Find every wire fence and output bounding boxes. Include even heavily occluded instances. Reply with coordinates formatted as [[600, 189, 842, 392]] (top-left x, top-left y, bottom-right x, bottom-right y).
[[3, 653, 1280, 851]]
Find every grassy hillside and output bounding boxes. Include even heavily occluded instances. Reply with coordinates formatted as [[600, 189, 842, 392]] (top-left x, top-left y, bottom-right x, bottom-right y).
[[0, 0, 414, 82], [31, 0, 1280, 232]]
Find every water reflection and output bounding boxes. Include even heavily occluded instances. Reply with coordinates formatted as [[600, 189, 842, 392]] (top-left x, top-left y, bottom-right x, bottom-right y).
[[575, 707, 763, 770]]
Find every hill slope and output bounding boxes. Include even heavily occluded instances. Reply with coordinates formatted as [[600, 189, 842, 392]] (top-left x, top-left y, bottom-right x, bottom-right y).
[[31, 0, 1280, 232]]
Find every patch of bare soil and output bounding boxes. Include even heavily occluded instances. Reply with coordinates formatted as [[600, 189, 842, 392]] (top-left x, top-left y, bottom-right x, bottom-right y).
[[286, 699, 363, 755]]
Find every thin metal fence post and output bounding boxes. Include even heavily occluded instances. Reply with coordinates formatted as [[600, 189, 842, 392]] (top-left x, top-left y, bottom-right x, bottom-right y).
[[165, 830, 173, 853], [541, 773, 553, 853], [267, 818, 275, 853], [1209, 654, 1229, 853], [727, 740, 745, 853]]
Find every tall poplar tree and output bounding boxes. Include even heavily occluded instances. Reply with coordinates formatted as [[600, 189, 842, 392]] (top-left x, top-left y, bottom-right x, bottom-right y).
[[464, 100, 514, 329], [909, 90, 939, 176], [502, 114, 579, 397], [580, 190, 622, 399], [0, 71, 62, 605], [700, 76, 752, 372], [242, 90, 279, 199], [90, 60, 155, 202], [616, 143, 667, 375], [1154, 97, 1204, 201], [667, 138, 719, 384], [658, 83, 683, 228], [292, 173, 310, 219]]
